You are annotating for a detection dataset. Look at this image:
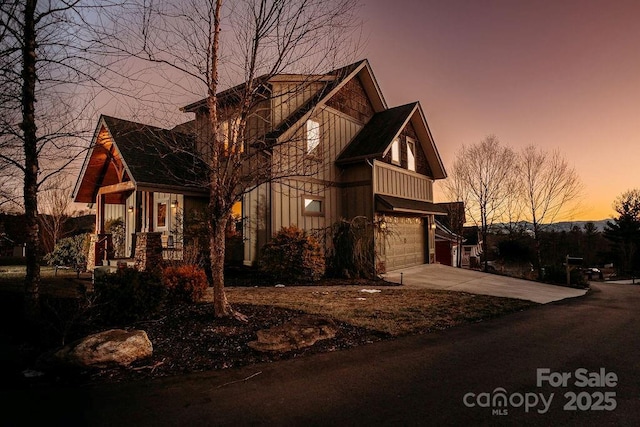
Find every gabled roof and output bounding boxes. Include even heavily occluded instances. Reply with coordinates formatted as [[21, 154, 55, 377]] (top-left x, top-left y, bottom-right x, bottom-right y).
[[181, 60, 384, 114], [268, 59, 388, 144], [336, 103, 417, 162], [181, 75, 272, 113], [336, 102, 447, 180], [73, 116, 206, 203], [180, 59, 388, 145], [102, 116, 203, 187]]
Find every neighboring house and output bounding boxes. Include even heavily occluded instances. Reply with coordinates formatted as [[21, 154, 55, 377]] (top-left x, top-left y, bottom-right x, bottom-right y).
[[461, 226, 483, 269], [0, 233, 24, 258], [435, 201, 465, 267], [435, 220, 462, 267], [73, 59, 448, 272]]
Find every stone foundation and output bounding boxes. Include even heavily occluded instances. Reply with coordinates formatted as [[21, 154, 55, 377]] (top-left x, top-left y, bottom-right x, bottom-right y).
[[134, 232, 163, 272], [87, 233, 114, 271]]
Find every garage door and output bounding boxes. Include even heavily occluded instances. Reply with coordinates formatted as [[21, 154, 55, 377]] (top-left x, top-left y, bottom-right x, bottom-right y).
[[383, 216, 425, 271]]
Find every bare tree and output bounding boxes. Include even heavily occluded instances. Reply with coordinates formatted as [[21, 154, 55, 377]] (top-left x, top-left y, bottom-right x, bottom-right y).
[[498, 162, 526, 235], [38, 175, 74, 254], [520, 144, 582, 277], [98, 0, 361, 318], [444, 136, 517, 271], [0, 0, 118, 319]]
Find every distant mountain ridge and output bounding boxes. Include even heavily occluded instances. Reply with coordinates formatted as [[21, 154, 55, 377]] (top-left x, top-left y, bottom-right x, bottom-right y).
[[491, 219, 613, 233], [546, 220, 613, 232]]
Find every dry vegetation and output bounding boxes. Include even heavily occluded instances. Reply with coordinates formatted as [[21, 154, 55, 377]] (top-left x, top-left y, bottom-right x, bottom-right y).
[[1, 268, 538, 384], [226, 286, 537, 336]]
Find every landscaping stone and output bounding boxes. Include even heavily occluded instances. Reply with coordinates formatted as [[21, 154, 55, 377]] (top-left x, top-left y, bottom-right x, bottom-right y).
[[53, 329, 153, 368], [248, 315, 338, 352]]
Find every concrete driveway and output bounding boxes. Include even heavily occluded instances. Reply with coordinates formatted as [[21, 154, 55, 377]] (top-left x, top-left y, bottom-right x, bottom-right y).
[[383, 264, 587, 303]]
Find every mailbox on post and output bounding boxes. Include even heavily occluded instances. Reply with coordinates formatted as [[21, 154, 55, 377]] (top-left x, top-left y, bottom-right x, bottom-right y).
[[566, 256, 583, 266]]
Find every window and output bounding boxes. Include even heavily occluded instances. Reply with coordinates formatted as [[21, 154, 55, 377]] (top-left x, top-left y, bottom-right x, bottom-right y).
[[391, 138, 400, 164], [407, 138, 416, 172], [220, 117, 243, 154], [302, 196, 324, 216], [306, 119, 320, 153], [157, 202, 167, 228], [231, 201, 243, 234]]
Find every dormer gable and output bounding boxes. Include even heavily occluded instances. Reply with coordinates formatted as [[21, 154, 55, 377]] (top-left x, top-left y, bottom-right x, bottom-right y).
[[336, 102, 447, 180]]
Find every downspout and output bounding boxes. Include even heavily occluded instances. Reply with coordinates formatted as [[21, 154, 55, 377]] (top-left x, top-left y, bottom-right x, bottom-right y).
[[366, 159, 377, 276]]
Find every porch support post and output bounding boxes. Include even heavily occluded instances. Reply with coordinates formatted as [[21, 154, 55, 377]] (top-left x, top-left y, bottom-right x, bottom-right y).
[[96, 193, 106, 234], [135, 191, 142, 232], [147, 192, 154, 232]]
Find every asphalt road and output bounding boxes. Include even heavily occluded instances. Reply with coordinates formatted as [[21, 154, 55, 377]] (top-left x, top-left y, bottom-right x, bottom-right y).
[[3, 283, 639, 426]]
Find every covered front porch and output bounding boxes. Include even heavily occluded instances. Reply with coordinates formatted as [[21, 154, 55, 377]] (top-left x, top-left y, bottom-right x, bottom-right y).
[[90, 182, 186, 270], [72, 115, 208, 271]]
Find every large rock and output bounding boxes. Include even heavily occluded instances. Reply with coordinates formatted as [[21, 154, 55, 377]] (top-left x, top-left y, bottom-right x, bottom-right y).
[[53, 329, 153, 368], [248, 315, 338, 352]]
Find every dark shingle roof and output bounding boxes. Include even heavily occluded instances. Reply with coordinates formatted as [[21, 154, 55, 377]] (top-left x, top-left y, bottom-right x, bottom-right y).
[[375, 194, 448, 215], [102, 116, 206, 189], [181, 60, 366, 115], [336, 103, 417, 164]]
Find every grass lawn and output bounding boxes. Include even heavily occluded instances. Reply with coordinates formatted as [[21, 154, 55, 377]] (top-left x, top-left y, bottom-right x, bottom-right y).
[[226, 286, 537, 336], [0, 265, 92, 297]]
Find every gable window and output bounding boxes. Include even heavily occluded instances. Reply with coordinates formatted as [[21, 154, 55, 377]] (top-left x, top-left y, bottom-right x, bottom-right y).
[[306, 119, 320, 153], [407, 138, 416, 172], [302, 196, 324, 216], [391, 138, 400, 164]]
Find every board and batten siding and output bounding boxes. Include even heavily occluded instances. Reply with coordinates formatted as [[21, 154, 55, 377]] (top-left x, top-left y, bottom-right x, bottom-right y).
[[271, 81, 324, 128], [242, 183, 271, 265], [340, 163, 374, 220], [373, 160, 434, 202], [103, 204, 125, 224], [268, 106, 363, 242]]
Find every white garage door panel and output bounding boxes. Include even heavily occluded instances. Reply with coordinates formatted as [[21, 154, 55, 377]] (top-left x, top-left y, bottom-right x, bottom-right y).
[[385, 216, 425, 271]]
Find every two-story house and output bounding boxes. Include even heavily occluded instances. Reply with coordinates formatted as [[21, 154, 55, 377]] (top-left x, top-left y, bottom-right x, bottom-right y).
[[73, 59, 447, 272]]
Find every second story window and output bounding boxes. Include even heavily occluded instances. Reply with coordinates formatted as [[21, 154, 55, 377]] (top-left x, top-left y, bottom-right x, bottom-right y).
[[407, 138, 416, 172], [391, 138, 400, 164], [219, 117, 243, 154], [306, 119, 320, 153]]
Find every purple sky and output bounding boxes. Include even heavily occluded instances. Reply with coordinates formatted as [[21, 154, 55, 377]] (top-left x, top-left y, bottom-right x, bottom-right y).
[[360, 0, 640, 220]]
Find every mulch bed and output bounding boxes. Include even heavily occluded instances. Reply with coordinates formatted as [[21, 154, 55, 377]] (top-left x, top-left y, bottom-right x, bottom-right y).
[[1, 294, 388, 387], [90, 303, 388, 384]]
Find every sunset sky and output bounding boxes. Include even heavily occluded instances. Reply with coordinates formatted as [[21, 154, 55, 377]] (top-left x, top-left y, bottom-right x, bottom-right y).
[[92, 0, 640, 222], [359, 0, 640, 221]]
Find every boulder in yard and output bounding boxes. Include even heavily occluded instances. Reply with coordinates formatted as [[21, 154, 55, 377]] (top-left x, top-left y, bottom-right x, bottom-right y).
[[248, 315, 338, 352], [53, 329, 153, 368]]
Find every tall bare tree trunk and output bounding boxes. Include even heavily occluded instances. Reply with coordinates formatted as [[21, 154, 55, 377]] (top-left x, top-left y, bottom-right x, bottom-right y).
[[209, 215, 231, 316], [22, 0, 41, 320], [533, 223, 543, 280], [206, 0, 237, 318]]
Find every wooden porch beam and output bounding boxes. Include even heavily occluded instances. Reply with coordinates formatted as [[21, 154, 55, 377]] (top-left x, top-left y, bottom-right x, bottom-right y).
[[97, 181, 136, 195]]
